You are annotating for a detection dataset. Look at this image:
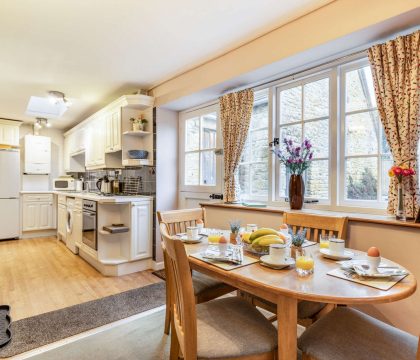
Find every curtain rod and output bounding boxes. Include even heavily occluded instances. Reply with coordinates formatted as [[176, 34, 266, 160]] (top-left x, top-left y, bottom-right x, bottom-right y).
[[222, 48, 369, 95]]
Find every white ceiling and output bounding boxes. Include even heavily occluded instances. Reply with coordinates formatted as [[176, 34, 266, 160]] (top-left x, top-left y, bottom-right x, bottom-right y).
[[0, 0, 333, 129]]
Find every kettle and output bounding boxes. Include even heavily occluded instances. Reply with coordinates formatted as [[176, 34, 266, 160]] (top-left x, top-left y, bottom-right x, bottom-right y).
[[96, 176, 111, 194]]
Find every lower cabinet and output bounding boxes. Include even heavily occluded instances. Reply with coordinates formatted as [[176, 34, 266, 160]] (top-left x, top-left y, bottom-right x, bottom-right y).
[[22, 194, 55, 231], [73, 201, 83, 248], [130, 200, 153, 260], [57, 203, 67, 239]]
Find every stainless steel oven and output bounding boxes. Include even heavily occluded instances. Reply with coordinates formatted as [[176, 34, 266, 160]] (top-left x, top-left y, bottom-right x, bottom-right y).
[[82, 199, 97, 250]]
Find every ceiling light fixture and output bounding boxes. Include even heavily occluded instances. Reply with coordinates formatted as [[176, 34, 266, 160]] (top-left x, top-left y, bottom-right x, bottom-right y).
[[48, 90, 72, 108], [35, 117, 51, 129]]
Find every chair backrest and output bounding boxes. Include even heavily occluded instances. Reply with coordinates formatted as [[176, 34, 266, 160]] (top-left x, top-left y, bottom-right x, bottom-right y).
[[283, 212, 348, 242], [157, 208, 206, 235], [160, 223, 197, 359]]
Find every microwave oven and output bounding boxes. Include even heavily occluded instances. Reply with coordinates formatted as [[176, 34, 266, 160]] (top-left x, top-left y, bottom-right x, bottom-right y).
[[53, 177, 76, 191]]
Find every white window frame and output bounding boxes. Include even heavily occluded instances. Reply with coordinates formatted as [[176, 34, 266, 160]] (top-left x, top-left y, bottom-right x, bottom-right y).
[[338, 58, 388, 210], [273, 70, 334, 207], [179, 103, 223, 194]]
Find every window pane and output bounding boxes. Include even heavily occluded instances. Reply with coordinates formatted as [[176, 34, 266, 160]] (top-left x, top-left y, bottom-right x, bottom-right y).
[[380, 125, 391, 155], [201, 113, 217, 149], [280, 123, 302, 146], [200, 151, 216, 186], [345, 66, 377, 112], [304, 78, 329, 120], [304, 119, 329, 158], [280, 86, 302, 124], [185, 117, 200, 151], [345, 157, 378, 200], [251, 129, 269, 162], [278, 163, 288, 198], [381, 155, 393, 202], [305, 159, 329, 199], [185, 152, 199, 185], [251, 91, 269, 130], [239, 165, 250, 197], [251, 163, 268, 197], [345, 111, 379, 156]]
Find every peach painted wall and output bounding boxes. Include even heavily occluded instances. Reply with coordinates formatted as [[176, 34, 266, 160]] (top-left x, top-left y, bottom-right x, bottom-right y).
[[203, 206, 419, 335]]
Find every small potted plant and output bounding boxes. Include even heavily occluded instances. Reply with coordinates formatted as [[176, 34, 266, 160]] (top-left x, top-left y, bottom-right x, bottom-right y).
[[289, 228, 307, 259], [229, 219, 242, 244], [130, 114, 148, 131]]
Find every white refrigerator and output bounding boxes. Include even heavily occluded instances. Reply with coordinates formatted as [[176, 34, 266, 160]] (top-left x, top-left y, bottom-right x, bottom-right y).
[[0, 148, 20, 240]]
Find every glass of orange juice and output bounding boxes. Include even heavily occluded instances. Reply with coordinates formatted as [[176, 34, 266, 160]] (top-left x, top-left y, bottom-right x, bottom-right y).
[[296, 249, 314, 277], [208, 230, 222, 244], [319, 234, 330, 249]]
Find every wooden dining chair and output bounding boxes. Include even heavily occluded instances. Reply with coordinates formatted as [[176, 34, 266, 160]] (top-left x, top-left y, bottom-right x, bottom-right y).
[[161, 225, 278, 360], [283, 212, 348, 242], [157, 209, 235, 335], [249, 213, 349, 323], [298, 306, 419, 360]]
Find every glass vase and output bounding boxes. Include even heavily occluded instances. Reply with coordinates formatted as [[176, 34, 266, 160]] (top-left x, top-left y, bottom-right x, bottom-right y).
[[289, 174, 305, 210], [396, 182, 406, 221]]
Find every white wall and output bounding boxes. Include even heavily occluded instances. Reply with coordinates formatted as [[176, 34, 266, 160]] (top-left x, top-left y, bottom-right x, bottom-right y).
[[203, 205, 420, 336], [19, 124, 64, 191], [155, 107, 178, 262]]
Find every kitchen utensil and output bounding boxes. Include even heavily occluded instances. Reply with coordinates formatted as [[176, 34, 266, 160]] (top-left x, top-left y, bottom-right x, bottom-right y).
[[96, 176, 111, 194]]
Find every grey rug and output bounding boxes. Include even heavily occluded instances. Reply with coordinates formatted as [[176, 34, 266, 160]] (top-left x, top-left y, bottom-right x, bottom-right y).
[[0, 282, 166, 358], [29, 309, 170, 360]]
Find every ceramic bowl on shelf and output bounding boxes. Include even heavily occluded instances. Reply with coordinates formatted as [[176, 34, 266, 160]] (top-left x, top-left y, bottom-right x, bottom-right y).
[[127, 150, 148, 159]]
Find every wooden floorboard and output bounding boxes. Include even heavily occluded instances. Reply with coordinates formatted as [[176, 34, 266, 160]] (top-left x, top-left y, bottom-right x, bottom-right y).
[[0, 236, 162, 320]]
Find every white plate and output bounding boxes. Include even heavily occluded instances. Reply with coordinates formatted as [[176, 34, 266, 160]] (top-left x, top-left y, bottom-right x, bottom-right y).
[[320, 248, 354, 260], [260, 255, 295, 269], [352, 264, 408, 278], [178, 235, 204, 244]]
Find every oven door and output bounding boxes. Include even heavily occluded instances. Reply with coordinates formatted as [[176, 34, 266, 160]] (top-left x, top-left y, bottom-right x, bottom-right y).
[[82, 210, 97, 250]]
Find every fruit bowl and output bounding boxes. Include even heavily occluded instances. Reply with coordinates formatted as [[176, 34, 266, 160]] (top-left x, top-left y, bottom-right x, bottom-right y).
[[243, 242, 270, 255]]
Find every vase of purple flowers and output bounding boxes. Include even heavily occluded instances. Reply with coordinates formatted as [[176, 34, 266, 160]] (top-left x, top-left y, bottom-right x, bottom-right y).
[[272, 138, 314, 210]]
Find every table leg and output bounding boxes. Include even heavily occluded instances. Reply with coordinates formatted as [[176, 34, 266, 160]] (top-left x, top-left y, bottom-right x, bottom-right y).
[[277, 296, 297, 360]]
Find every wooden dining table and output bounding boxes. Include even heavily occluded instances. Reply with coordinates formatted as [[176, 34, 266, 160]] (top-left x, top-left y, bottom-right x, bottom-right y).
[[184, 239, 417, 360]]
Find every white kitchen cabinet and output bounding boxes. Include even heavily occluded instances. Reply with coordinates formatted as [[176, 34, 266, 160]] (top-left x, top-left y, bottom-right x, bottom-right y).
[[85, 117, 105, 168], [22, 193, 55, 231], [130, 199, 153, 260], [105, 108, 121, 153], [0, 120, 20, 146], [57, 203, 67, 240], [64, 130, 85, 172], [73, 199, 83, 248], [24, 135, 51, 174]]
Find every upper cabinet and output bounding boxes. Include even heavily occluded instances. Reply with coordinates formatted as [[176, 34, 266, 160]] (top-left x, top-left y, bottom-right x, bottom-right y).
[[0, 119, 21, 147], [63, 94, 154, 172], [105, 108, 121, 153], [24, 135, 51, 174]]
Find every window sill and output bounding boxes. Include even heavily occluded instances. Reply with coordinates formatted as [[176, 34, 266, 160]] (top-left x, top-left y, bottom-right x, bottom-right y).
[[200, 202, 420, 229]]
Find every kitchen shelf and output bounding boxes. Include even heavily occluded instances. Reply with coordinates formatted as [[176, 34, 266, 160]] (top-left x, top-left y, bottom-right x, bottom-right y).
[[122, 159, 153, 166], [122, 130, 152, 137]]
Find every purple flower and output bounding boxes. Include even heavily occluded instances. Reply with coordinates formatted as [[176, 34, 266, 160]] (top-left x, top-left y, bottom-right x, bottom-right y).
[[309, 152, 313, 160]]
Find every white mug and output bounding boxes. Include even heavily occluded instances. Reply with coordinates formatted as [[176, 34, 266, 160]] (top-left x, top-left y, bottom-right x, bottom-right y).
[[366, 255, 381, 274], [329, 238, 345, 255], [196, 223, 204, 232], [269, 244, 287, 264], [186, 226, 199, 240]]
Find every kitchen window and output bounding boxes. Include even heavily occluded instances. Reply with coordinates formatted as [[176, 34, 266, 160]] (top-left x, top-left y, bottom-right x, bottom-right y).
[[339, 61, 392, 207], [238, 89, 269, 201], [179, 105, 222, 194], [275, 73, 331, 203]]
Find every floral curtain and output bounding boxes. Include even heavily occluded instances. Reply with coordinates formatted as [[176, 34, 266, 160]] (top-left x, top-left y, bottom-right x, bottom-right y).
[[368, 30, 420, 218], [219, 89, 254, 203]]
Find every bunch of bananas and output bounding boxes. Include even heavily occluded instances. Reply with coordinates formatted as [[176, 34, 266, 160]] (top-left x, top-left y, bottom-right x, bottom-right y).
[[242, 228, 286, 248]]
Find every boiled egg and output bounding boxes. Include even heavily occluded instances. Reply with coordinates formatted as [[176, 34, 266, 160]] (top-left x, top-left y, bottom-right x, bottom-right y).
[[367, 247, 380, 257]]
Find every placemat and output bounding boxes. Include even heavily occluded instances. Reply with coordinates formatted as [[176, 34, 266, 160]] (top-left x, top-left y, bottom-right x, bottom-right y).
[[190, 252, 259, 271], [327, 268, 407, 291]]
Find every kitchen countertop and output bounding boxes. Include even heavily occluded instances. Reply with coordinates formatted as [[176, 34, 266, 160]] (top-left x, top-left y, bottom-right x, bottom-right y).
[[20, 190, 153, 203]]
